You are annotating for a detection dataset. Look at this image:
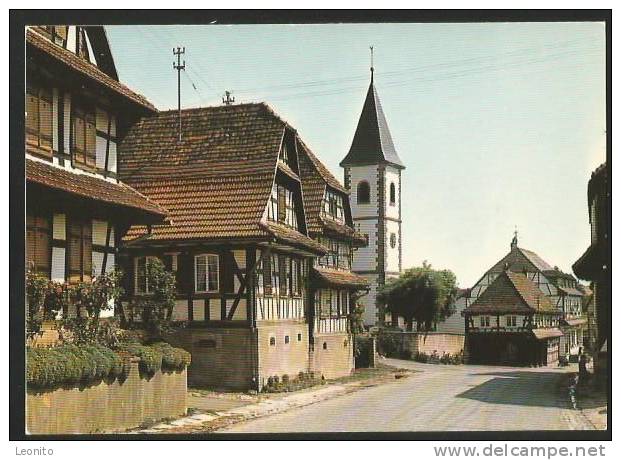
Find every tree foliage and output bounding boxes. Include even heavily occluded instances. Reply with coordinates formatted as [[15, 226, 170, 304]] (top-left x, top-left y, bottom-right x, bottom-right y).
[[126, 259, 177, 337], [377, 261, 458, 331]]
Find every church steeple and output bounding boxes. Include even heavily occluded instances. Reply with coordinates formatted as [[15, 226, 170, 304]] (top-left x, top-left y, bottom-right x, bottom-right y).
[[339, 57, 404, 169]]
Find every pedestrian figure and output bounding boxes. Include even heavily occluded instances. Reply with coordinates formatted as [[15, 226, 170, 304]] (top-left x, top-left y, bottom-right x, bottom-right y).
[[579, 353, 589, 381]]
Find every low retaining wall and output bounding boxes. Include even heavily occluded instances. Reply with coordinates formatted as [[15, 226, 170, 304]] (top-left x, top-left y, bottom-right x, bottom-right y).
[[26, 359, 187, 434], [380, 331, 465, 357]]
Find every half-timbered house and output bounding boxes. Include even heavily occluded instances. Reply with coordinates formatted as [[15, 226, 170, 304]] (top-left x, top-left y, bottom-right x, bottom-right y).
[[456, 234, 588, 365], [25, 26, 167, 317], [297, 140, 369, 379], [118, 103, 369, 390], [463, 270, 563, 366]]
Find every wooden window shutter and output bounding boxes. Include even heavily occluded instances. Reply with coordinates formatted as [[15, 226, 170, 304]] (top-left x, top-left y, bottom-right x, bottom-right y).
[[263, 254, 272, 295], [73, 110, 86, 165], [26, 214, 50, 275], [25, 88, 39, 146], [82, 221, 92, 281], [85, 112, 96, 168], [39, 88, 53, 152], [55, 26, 68, 42], [67, 220, 82, 282], [278, 186, 286, 222]]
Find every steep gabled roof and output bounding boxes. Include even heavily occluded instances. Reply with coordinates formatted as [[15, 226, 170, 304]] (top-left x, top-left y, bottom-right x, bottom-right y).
[[340, 79, 404, 169], [297, 139, 366, 246], [465, 270, 553, 315], [488, 245, 554, 274], [119, 103, 325, 255]]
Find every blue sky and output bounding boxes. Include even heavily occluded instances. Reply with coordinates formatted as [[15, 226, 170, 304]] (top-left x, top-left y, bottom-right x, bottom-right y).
[[107, 23, 606, 287]]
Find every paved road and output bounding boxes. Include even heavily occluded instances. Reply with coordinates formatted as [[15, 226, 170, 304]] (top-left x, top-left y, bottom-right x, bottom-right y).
[[221, 359, 590, 432]]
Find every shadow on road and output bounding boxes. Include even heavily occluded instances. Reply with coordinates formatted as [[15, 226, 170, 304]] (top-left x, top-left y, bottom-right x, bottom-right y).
[[455, 370, 568, 409]]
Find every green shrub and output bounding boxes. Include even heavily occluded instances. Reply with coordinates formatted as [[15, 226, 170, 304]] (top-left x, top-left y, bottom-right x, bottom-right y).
[[150, 342, 191, 371], [116, 343, 163, 375], [26, 344, 126, 389]]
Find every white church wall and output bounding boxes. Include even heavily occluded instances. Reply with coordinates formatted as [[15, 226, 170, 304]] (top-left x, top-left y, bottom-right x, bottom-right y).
[[385, 219, 400, 273], [359, 274, 379, 326], [352, 219, 377, 272], [349, 165, 379, 216], [384, 166, 400, 220]]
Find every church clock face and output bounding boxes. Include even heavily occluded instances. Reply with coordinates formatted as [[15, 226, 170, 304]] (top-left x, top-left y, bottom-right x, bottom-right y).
[[390, 233, 396, 248]]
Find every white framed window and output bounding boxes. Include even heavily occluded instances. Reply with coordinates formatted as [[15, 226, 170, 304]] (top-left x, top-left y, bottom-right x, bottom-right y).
[[134, 256, 159, 294], [479, 316, 491, 327], [507, 316, 517, 327], [195, 254, 219, 293]]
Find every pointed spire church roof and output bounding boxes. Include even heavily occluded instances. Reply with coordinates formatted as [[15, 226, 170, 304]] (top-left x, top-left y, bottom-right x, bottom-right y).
[[340, 77, 405, 169]]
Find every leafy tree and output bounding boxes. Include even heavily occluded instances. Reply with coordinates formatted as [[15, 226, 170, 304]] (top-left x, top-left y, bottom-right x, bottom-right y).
[[377, 261, 458, 331], [128, 258, 177, 337]]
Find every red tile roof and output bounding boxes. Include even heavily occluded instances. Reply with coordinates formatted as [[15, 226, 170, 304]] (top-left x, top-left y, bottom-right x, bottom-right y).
[[296, 138, 366, 246], [465, 270, 553, 315], [119, 103, 326, 255], [26, 28, 156, 112], [489, 246, 554, 274], [26, 159, 168, 220], [312, 267, 369, 289]]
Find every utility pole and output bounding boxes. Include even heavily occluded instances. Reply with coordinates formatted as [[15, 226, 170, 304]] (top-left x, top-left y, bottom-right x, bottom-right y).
[[173, 46, 186, 142], [222, 90, 235, 105]]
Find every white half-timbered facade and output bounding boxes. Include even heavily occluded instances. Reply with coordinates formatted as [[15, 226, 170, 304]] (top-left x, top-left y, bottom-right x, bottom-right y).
[[453, 234, 588, 364], [25, 25, 167, 316], [118, 103, 368, 390]]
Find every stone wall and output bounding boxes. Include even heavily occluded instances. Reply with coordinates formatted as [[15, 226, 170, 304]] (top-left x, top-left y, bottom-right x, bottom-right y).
[[311, 332, 354, 379], [381, 331, 465, 357], [165, 328, 255, 391], [257, 320, 311, 389], [26, 359, 187, 434]]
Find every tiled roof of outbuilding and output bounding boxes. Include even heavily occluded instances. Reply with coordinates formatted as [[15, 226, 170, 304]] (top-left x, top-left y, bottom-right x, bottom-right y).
[[465, 270, 554, 315], [119, 103, 325, 255], [26, 158, 168, 221], [312, 267, 370, 289], [489, 246, 554, 274], [26, 28, 156, 112]]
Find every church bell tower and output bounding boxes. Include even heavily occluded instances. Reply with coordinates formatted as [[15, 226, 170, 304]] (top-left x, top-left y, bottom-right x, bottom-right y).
[[340, 51, 405, 327]]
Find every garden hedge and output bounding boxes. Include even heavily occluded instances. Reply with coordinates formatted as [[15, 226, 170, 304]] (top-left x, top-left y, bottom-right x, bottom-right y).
[[27, 342, 191, 389]]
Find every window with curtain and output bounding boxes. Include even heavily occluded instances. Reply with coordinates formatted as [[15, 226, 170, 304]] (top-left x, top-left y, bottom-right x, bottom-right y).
[[67, 217, 92, 283], [26, 84, 53, 157], [26, 213, 51, 276], [195, 254, 219, 293]]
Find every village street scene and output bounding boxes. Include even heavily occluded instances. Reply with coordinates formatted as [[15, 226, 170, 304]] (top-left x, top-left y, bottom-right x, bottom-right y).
[[22, 21, 609, 435]]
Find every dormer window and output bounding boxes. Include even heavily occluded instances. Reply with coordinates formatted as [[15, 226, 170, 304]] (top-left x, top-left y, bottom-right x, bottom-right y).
[[322, 190, 344, 223], [279, 131, 298, 172], [267, 183, 298, 230]]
